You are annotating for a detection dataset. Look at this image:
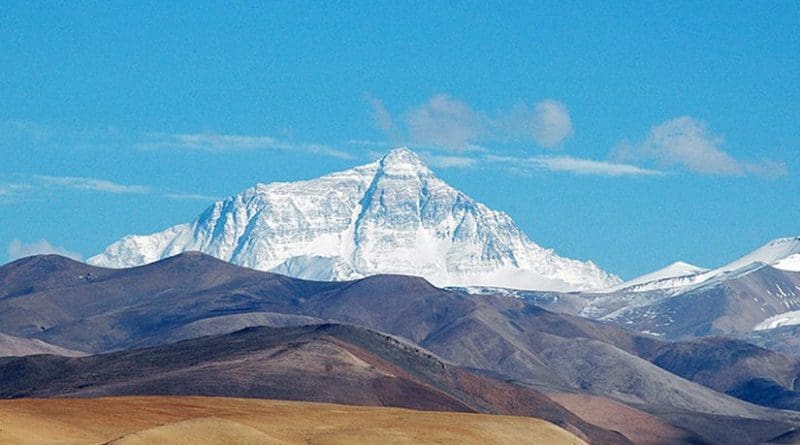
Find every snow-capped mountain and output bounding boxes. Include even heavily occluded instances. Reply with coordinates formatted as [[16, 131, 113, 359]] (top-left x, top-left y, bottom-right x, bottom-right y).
[[609, 237, 800, 293], [544, 237, 800, 341], [605, 261, 708, 293], [476, 235, 800, 348], [89, 147, 620, 291]]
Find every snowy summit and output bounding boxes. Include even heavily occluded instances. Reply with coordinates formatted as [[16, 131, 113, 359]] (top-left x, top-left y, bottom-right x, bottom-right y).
[[89, 147, 620, 291]]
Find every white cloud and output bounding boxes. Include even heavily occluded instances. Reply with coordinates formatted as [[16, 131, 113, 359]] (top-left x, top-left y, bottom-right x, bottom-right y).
[[366, 96, 400, 143], [404, 94, 484, 150], [162, 192, 219, 201], [34, 175, 150, 193], [525, 155, 663, 176], [7, 239, 82, 261], [139, 133, 355, 160], [501, 100, 574, 148], [615, 116, 786, 176], [530, 100, 574, 148], [371, 95, 575, 151], [486, 154, 663, 177]]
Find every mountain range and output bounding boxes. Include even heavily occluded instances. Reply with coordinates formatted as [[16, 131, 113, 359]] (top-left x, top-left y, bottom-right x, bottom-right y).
[[502, 236, 800, 355], [4, 253, 800, 444]]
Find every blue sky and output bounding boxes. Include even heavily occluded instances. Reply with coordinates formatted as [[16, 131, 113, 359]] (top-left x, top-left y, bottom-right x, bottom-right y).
[[1, 2, 798, 279]]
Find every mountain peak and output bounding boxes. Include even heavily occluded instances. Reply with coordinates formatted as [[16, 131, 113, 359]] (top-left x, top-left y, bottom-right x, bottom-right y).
[[88, 149, 620, 291], [608, 260, 709, 292], [378, 147, 431, 175], [666, 261, 707, 271], [382, 146, 419, 161]]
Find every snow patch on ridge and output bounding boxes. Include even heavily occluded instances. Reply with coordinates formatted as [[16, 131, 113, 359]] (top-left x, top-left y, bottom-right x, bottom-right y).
[[754, 310, 800, 331], [774, 253, 800, 272]]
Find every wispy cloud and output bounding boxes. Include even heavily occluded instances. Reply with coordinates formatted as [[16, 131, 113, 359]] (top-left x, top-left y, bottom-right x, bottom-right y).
[[410, 151, 663, 176], [163, 192, 219, 201], [3, 119, 357, 160], [7, 239, 82, 261], [420, 153, 478, 169], [0, 184, 32, 205], [613, 116, 786, 176], [346, 139, 389, 148], [34, 175, 150, 193], [139, 133, 355, 160], [0, 186, 15, 205], [366, 95, 401, 143], [5, 175, 220, 203], [0, 183, 31, 196], [486, 155, 664, 177], [525, 156, 663, 176]]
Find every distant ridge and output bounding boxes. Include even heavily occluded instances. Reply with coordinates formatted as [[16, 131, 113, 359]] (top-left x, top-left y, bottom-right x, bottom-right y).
[[610, 236, 800, 293]]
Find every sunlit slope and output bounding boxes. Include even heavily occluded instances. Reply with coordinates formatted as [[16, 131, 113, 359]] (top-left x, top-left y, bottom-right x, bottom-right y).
[[0, 396, 586, 445]]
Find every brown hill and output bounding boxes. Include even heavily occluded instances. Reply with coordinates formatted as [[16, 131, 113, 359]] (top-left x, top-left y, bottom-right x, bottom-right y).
[[548, 392, 705, 445]]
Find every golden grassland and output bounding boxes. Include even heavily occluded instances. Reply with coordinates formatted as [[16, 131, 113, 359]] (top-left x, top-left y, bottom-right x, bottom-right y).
[[0, 396, 586, 445]]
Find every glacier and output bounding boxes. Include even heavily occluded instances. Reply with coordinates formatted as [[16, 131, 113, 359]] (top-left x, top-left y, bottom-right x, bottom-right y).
[[89, 147, 620, 291]]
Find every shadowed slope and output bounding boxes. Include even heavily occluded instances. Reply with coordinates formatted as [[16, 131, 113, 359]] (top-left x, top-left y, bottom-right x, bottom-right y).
[[641, 337, 800, 411]]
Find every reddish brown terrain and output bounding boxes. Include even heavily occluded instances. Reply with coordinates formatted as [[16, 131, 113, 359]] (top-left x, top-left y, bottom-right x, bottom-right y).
[[548, 393, 705, 445]]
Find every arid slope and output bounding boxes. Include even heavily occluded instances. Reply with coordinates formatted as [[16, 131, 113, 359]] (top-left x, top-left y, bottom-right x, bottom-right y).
[[0, 396, 586, 445]]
